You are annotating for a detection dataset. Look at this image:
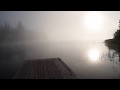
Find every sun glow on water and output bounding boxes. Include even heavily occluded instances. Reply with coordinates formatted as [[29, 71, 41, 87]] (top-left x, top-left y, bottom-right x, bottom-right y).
[[88, 49, 100, 62]]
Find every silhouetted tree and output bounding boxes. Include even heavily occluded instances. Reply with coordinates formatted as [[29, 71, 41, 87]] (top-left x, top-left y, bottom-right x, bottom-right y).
[[16, 21, 25, 41], [17, 21, 24, 31], [0, 21, 25, 43], [105, 20, 120, 62], [114, 30, 120, 39], [0, 22, 11, 42]]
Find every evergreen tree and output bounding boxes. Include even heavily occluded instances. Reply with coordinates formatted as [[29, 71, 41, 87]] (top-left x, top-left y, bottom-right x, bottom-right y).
[[16, 21, 25, 41], [114, 29, 120, 39], [17, 21, 24, 30], [0, 21, 25, 43]]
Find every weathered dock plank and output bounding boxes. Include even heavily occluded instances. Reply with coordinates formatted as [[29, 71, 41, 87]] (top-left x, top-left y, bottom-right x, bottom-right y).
[[12, 58, 80, 79]]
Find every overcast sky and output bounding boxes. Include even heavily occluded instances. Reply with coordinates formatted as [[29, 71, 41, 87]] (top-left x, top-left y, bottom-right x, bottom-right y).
[[0, 11, 120, 41]]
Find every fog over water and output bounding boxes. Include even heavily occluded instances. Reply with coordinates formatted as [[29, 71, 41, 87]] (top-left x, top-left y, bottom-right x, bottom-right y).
[[1, 11, 120, 79], [1, 41, 120, 79]]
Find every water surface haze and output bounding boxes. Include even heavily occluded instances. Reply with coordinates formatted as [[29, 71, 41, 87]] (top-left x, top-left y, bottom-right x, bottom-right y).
[[1, 11, 120, 79], [1, 40, 120, 79]]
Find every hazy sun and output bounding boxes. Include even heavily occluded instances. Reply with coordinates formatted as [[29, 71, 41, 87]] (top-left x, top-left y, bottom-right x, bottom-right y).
[[85, 12, 103, 29]]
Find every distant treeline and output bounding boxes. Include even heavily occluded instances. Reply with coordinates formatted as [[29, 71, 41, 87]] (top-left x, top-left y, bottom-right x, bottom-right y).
[[0, 21, 25, 43], [104, 29, 120, 62], [105, 29, 120, 45]]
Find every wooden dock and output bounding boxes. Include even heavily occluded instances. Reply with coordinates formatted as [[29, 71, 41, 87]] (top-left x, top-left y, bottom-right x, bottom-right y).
[[12, 58, 80, 79]]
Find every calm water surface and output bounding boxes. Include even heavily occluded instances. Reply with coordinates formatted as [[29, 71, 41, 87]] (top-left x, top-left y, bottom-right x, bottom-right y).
[[0, 41, 120, 79]]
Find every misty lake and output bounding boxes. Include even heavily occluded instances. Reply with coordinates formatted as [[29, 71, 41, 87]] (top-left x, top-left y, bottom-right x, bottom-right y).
[[0, 41, 120, 79]]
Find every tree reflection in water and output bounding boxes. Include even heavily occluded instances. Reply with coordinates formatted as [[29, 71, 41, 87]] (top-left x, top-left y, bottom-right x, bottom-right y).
[[104, 43, 120, 66]]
